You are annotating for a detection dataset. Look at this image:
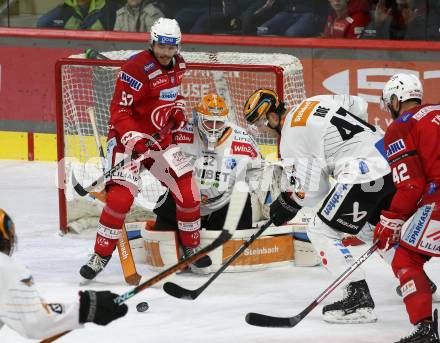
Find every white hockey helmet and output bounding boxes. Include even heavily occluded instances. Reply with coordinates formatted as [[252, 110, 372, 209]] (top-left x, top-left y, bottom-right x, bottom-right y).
[[150, 17, 181, 46], [380, 73, 423, 111]]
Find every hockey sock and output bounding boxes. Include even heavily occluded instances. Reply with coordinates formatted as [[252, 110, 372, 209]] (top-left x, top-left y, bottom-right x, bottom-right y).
[[94, 184, 134, 256], [392, 247, 432, 324]]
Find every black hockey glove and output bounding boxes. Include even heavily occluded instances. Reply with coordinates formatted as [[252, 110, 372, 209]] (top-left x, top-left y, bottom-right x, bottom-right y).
[[79, 290, 128, 326], [270, 192, 301, 226]]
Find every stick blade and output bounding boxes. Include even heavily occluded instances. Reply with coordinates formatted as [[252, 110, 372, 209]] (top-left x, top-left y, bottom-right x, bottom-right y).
[[245, 312, 300, 328], [71, 171, 89, 197], [163, 282, 198, 300]]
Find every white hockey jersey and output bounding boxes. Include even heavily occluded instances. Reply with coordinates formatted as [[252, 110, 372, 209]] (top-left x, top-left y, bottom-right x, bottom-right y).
[[0, 253, 82, 339], [174, 121, 262, 215], [280, 95, 390, 207]]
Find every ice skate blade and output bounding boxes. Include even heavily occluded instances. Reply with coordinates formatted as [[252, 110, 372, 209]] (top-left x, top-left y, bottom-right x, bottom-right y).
[[323, 308, 377, 324]]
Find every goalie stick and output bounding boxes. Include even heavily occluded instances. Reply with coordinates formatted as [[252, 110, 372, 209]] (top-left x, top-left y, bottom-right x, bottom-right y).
[[245, 241, 379, 328], [163, 219, 273, 300], [40, 182, 249, 343]]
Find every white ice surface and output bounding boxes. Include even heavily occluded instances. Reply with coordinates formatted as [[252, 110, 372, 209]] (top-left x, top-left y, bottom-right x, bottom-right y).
[[0, 160, 439, 343]]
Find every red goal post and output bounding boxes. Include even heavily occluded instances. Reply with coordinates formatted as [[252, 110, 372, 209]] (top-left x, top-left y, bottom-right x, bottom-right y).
[[55, 51, 306, 233]]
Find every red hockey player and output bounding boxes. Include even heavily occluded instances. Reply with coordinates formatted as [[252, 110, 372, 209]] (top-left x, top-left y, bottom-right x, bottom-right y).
[[80, 18, 206, 280], [374, 73, 440, 342]]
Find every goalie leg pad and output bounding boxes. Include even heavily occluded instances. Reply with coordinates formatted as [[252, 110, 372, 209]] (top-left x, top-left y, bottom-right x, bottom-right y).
[[392, 246, 432, 324], [307, 216, 365, 284]]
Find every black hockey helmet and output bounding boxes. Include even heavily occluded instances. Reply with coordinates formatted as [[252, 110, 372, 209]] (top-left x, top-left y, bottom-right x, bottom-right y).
[[0, 209, 16, 255], [243, 88, 285, 125]]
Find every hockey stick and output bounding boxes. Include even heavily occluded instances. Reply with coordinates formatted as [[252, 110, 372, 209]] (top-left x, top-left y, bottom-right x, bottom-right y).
[[72, 119, 175, 197], [163, 219, 273, 300], [245, 241, 379, 328], [86, 107, 141, 285], [40, 182, 249, 343]]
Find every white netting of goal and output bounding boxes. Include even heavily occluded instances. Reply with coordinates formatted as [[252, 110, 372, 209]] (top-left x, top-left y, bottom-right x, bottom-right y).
[[59, 51, 306, 233]]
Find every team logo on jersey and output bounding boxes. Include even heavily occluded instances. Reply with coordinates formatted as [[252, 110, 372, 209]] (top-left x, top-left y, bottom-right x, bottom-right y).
[[174, 131, 193, 143], [144, 61, 156, 72], [151, 104, 173, 129], [359, 160, 369, 174], [48, 303, 64, 314], [386, 139, 406, 157], [230, 141, 258, 158], [290, 101, 319, 127], [159, 87, 179, 101], [119, 71, 143, 91], [151, 75, 168, 88], [399, 112, 413, 123], [20, 276, 34, 287], [225, 157, 237, 169]]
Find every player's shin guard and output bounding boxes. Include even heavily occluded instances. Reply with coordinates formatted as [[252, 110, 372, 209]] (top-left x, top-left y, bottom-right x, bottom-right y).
[[392, 248, 432, 325], [94, 184, 134, 256]]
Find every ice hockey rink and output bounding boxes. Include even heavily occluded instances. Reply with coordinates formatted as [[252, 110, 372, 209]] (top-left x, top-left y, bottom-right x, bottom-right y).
[[1, 160, 439, 343]]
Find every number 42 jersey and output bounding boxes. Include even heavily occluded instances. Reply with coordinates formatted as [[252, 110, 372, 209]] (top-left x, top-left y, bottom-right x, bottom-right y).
[[280, 95, 390, 207]]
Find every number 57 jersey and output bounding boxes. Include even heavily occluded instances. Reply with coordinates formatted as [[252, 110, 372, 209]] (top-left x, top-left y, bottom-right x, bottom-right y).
[[280, 95, 390, 208]]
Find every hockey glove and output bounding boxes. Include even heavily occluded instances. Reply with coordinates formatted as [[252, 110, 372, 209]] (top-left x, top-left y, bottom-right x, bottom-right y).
[[373, 211, 405, 250], [270, 192, 301, 226], [170, 99, 187, 131], [79, 290, 128, 326]]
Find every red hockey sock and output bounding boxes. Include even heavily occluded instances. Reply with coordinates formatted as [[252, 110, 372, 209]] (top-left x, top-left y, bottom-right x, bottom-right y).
[[392, 247, 432, 324], [94, 184, 134, 256]]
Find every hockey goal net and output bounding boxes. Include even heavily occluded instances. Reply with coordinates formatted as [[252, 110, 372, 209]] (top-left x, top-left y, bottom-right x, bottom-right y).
[[56, 51, 306, 233]]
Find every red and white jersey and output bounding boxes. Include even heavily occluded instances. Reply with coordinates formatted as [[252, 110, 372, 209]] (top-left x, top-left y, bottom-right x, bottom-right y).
[[280, 95, 390, 207], [0, 253, 82, 339], [109, 50, 186, 150], [384, 105, 440, 256], [173, 121, 261, 215]]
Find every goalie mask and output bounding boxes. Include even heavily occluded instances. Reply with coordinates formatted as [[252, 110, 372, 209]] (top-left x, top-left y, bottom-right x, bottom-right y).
[[243, 88, 285, 134], [0, 209, 16, 256], [194, 94, 229, 151], [381, 73, 423, 118]]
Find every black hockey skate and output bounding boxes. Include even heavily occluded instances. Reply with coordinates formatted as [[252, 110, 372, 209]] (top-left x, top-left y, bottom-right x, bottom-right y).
[[183, 246, 212, 275], [396, 309, 440, 343], [322, 279, 377, 324], [79, 253, 111, 280]]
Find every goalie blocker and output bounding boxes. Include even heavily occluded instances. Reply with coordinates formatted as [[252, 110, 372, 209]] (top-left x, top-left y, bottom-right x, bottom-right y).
[[141, 221, 320, 272]]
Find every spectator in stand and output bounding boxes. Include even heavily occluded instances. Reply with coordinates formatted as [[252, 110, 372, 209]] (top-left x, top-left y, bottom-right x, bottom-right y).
[[174, 0, 223, 34], [427, 0, 440, 40], [225, 0, 285, 36], [37, 0, 118, 30], [363, 0, 427, 40], [257, 0, 328, 37], [113, 0, 164, 32], [186, 0, 285, 35], [323, 0, 371, 38]]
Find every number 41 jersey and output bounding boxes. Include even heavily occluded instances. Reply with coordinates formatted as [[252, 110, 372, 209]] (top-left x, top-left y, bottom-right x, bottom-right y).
[[280, 95, 390, 207]]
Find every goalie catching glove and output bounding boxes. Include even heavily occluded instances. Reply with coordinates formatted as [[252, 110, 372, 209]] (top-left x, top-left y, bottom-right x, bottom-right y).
[[373, 210, 405, 250], [79, 290, 128, 326], [270, 192, 301, 226]]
